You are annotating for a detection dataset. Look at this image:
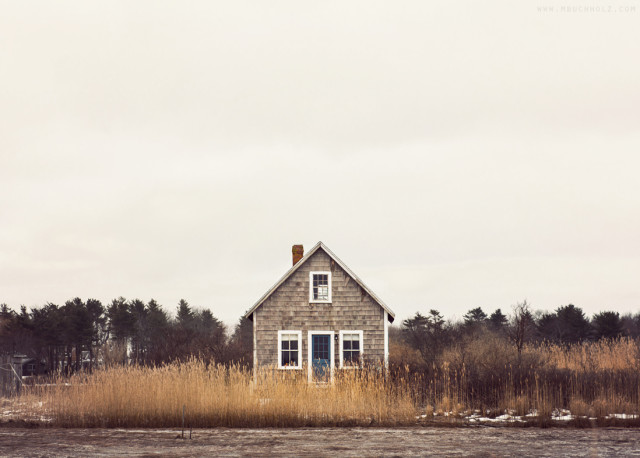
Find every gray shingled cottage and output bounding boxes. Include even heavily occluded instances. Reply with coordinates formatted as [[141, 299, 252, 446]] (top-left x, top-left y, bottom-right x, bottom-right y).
[[244, 242, 395, 382]]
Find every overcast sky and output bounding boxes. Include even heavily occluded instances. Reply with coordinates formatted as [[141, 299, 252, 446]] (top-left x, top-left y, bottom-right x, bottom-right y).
[[1, 1, 639, 328]]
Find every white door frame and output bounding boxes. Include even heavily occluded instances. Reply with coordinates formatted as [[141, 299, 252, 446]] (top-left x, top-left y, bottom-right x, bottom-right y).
[[307, 330, 335, 383]]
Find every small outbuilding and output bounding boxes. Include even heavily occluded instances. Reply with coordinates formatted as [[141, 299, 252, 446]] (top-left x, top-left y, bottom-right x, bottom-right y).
[[244, 242, 395, 382]]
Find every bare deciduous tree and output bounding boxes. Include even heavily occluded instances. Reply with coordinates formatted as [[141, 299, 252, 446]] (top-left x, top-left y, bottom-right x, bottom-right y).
[[509, 300, 535, 357]]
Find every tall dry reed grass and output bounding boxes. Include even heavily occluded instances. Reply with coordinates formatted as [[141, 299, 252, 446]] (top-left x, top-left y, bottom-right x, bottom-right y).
[[12, 338, 640, 426], [535, 338, 640, 372], [22, 360, 416, 427], [398, 337, 640, 418]]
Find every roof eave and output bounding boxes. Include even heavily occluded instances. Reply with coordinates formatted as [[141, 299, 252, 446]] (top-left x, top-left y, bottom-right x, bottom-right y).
[[243, 241, 324, 320]]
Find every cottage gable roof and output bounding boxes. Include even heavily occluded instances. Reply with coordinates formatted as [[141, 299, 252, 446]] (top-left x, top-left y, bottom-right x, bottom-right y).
[[244, 241, 395, 322]]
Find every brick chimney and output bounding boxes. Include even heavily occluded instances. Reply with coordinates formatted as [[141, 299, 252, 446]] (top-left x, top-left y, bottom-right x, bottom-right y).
[[292, 245, 304, 266]]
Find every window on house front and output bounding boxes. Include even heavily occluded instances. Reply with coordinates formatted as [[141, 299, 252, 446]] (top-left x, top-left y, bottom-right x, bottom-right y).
[[340, 330, 363, 368], [309, 271, 331, 303], [278, 330, 302, 369]]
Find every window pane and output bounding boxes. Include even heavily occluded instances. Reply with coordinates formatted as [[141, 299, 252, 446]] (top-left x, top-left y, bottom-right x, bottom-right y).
[[352, 340, 359, 350], [343, 340, 351, 350], [282, 340, 289, 350], [290, 340, 298, 350], [343, 350, 360, 364], [290, 350, 299, 365], [312, 274, 330, 301], [282, 351, 290, 366]]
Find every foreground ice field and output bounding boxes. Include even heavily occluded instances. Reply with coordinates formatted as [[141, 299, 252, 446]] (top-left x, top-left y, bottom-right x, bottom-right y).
[[1, 426, 639, 457]]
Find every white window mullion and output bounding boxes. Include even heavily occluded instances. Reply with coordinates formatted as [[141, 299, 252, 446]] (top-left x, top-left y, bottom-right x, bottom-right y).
[[310, 271, 332, 303]]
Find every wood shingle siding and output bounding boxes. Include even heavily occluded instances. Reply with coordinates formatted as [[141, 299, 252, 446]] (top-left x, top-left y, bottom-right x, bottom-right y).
[[246, 242, 394, 381]]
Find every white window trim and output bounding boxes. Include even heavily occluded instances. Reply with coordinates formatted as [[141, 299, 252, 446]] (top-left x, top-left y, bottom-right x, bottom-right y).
[[339, 330, 364, 369], [309, 271, 332, 303], [252, 311, 257, 380], [277, 330, 302, 370], [307, 330, 335, 382], [384, 311, 389, 374]]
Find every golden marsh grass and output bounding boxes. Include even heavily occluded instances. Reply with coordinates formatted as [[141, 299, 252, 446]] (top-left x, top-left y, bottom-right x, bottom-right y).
[[9, 339, 640, 427], [22, 360, 416, 427]]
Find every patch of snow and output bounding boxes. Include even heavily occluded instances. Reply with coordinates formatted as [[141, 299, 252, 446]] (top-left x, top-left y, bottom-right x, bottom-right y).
[[606, 413, 639, 420], [468, 414, 524, 423], [552, 409, 574, 421]]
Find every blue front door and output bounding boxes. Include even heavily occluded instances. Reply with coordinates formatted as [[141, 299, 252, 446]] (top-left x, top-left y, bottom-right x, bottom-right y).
[[312, 334, 331, 382]]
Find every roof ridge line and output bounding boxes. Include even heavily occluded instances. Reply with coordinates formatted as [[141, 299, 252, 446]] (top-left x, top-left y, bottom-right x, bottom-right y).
[[243, 242, 395, 321]]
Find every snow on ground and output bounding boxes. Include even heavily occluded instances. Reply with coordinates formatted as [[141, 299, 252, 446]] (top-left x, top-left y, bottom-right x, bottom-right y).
[[551, 409, 574, 421], [0, 399, 54, 423], [417, 407, 639, 424], [606, 413, 639, 419]]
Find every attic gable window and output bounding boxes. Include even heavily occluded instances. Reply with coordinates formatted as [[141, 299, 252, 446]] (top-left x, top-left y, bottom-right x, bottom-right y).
[[309, 271, 331, 303]]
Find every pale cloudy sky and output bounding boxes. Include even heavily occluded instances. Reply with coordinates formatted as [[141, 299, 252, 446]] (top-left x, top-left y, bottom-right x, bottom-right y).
[[1, 1, 639, 327]]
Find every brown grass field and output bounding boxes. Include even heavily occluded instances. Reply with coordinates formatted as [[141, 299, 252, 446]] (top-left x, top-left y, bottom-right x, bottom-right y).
[[4, 338, 640, 428]]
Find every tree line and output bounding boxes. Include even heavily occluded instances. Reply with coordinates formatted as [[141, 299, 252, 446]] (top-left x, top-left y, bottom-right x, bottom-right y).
[[3, 297, 639, 376], [398, 302, 640, 369], [0, 298, 252, 374]]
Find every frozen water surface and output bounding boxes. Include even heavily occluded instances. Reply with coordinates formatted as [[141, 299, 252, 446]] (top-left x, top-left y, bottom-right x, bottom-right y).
[[1, 427, 640, 456]]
